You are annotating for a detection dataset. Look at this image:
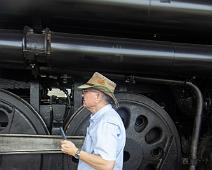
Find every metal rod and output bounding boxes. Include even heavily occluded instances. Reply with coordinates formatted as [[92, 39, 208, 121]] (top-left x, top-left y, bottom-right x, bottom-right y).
[[186, 82, 203, 170], [0, 134, 84, 154]]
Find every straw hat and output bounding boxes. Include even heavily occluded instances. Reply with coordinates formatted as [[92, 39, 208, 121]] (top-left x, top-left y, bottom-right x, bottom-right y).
[[78, 72, 118, 106]]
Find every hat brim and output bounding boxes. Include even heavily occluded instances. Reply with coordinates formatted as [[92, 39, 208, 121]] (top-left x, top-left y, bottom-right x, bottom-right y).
[[78, 84, 94, 89], [109, 93, 119, 108]]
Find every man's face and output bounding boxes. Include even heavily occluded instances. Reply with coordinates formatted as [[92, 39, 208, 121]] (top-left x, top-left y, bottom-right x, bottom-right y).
[[82, 89, 99, 110]]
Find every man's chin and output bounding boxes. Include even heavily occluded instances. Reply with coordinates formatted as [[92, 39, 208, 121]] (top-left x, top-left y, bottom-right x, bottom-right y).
[[83, 104, 93, 112]]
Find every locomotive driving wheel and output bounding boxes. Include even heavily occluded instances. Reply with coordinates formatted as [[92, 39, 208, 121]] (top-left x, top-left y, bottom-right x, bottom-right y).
[[65, 93, 182, 170], [0, 89, 52, 170]]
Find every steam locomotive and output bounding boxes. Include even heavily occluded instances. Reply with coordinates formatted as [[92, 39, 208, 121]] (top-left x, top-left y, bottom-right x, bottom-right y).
[[0, 0, 212, 170]]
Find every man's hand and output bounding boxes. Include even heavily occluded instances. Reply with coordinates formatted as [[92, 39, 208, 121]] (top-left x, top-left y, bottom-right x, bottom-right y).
[[61, 140, 77, 156], [61, 140, 115, 170]]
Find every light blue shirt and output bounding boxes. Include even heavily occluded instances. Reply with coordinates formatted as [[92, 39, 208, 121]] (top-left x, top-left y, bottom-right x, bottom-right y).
[[78, 104, 126, 170]]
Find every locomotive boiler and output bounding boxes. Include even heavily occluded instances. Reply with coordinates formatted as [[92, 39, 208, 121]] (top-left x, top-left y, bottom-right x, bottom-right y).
[[0, 0, 212, 170]]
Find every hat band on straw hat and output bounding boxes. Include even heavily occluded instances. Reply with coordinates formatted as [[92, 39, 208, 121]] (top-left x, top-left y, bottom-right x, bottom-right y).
[[85, 83, 113, 93]]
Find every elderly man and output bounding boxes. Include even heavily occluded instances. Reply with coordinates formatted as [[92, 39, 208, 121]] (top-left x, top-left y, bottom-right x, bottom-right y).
[[61, 72, 126, 170]]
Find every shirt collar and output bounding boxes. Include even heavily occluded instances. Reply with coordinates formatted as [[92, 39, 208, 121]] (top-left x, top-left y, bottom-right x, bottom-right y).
[[90, 104, 112, 123]]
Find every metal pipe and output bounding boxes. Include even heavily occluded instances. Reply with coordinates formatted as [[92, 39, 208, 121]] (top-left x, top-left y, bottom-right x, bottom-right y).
[[1, 0, 212, 33], [0, 30, 23, 64], [46, 32, 212, 75], [0, 29, 212, 76], [134, 77, 203, 170], [186, 82, 203, 170]]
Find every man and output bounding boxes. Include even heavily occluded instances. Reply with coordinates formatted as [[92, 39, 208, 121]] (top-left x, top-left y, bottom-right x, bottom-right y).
[[61, 72, 126, 170]]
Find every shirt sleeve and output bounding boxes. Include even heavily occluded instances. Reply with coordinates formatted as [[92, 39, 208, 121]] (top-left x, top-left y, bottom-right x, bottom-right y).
[[93, 122, 120, 160]]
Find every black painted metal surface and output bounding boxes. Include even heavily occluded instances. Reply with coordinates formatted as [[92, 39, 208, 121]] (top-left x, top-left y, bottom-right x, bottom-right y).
[[0, 0, 211, 43], [0, 29, 212, 77], [65, 93, 181, 170]]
